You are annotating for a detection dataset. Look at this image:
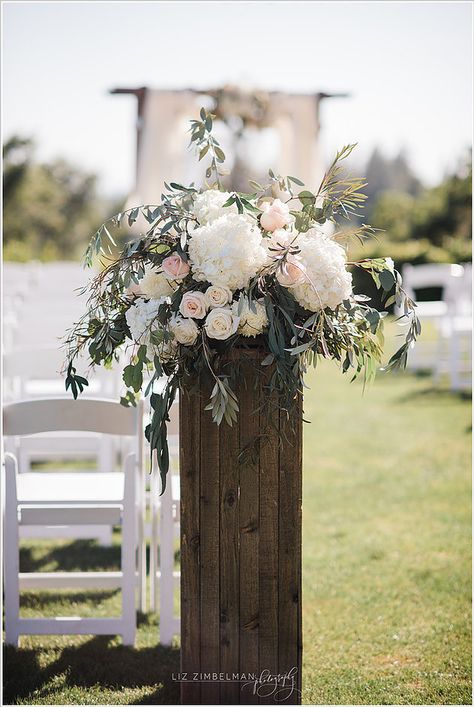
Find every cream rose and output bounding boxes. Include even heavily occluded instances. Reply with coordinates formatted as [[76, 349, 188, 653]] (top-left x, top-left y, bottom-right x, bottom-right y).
[[260, 198, 292, 232], [169, 315, 199, 345], [276, 256, 307, 288], [161, 253, 190, 280], [179, 291, 208, 319], [232, 296, 268, 337], [205, 285, 233, 309], [204, 307, 240, 340]]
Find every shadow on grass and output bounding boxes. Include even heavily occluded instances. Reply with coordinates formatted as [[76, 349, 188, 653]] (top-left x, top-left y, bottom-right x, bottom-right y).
[[396, 385, 472, 405], [20, 539, 121, 573], [3, 635, 180, 705], [19, 589, 120, 609]]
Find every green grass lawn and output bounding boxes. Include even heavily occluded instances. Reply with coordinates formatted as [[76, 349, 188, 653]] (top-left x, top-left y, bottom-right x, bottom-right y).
[[3, 350, 471, 705]]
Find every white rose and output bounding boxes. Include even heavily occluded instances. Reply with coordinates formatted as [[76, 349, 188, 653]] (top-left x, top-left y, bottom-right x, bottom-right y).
[[169, 315, 199, 346], [138, 265, 175, 299], [205, 285, 233, 309], [260, 198, 292, 232], [179, 291, 208, 319], [204, 307, 240, 340], [232, 296, 268, 337]]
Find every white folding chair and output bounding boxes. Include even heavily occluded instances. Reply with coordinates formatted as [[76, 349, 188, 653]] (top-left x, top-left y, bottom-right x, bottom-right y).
[[436, 263, 472, 390], [3, 398, 142, 646], [3, 347, 124, 546], [149, 399, 181, 644], [3, 346, 120, 402], [398, 263, 466, 372], [397, 263, 464, 320]]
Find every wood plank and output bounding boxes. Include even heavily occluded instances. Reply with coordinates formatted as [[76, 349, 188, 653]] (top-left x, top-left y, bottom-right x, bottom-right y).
[[239, 362, 260, 704], [200, 374, 221, 705], [258, 378, 280, 705], [278, 398, 303, 705], [219, 393, 240, 705], [180, 386, 201, 704]]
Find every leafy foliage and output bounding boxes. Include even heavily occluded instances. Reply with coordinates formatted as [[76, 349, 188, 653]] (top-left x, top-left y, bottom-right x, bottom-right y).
[[3, 136, 107, 262], [346, 154, 472, 310], [63, 109, 420, 491]]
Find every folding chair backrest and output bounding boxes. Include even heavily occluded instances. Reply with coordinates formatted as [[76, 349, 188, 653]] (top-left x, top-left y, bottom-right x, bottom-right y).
[[402, 263, 463, 295], [3, 348, 121, 402], [3, 398, 140, 437], [4, 347, 65, 380]]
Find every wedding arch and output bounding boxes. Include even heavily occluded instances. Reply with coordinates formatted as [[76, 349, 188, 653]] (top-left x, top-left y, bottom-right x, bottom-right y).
[[110, 85, 348, 204]]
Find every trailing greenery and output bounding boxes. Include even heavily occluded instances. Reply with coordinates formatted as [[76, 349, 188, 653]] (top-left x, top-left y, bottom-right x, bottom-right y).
[[63, 109, 420, 491]]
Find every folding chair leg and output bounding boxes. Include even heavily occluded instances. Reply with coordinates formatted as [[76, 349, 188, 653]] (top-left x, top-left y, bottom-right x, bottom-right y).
[[160, 481, 175, 646], [136, 468, 147, 613], [149, 469, 159, 613], [122, 454, 137, 646], [4, 461, 20, 647], [97, 526, 113, 547]]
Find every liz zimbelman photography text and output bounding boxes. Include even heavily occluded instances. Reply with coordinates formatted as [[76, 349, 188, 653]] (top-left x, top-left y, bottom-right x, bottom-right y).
[[172, 667, 300, 699]]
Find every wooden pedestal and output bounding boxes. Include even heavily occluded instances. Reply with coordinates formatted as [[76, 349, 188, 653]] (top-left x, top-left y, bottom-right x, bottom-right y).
[[180, 353, 302, 705]]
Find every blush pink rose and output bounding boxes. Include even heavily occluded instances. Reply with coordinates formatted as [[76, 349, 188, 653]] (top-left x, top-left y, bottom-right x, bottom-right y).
[[179, 291, 208, 319], [161, 253, 190, 280], [276, 257, 306, 288], [260, 199, 292, 232]]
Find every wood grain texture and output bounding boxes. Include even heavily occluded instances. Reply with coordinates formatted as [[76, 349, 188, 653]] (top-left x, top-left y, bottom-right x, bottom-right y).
[[200, 376, 221, 705], [180, 356, 302, 705], [219, 396, 240, 705], [278, 400, 303, 704], [238, 365, 260, 704], [180, 388, 201, 705], [258, 381, 281, 705]]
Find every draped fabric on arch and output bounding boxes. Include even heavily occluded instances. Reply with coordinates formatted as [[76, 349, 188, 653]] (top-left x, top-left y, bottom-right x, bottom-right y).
[[126, 90, 199, 209], [268, 92, 324, 192], [126, 89, 325, 208]]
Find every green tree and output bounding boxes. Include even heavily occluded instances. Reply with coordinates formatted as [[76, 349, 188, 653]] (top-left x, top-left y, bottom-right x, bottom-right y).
[[349, 157, 471, 308], [364, 148, 422, 217], [3, 136, 106, 261]]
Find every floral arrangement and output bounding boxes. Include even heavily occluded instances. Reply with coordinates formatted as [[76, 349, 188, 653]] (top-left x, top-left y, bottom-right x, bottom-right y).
[[64, 108, 420, 490]]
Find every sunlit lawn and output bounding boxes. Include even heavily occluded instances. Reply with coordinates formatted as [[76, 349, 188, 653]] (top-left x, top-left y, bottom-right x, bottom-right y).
[[3, 329, 471, 705]]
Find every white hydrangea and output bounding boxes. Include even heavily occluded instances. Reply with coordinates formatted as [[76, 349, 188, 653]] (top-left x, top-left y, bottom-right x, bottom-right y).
[[188, 213, 268, 291], [232, 296, 268, 337], [193, 189, 235, 224], [290, 230, 353, 312], [125, 298, 164, 343], [126, 297, 179, 361], [138, 265, 175, 299]]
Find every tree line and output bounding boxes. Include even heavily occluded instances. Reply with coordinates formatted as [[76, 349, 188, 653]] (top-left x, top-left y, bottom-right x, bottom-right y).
[[3, 135, 471, 271]]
